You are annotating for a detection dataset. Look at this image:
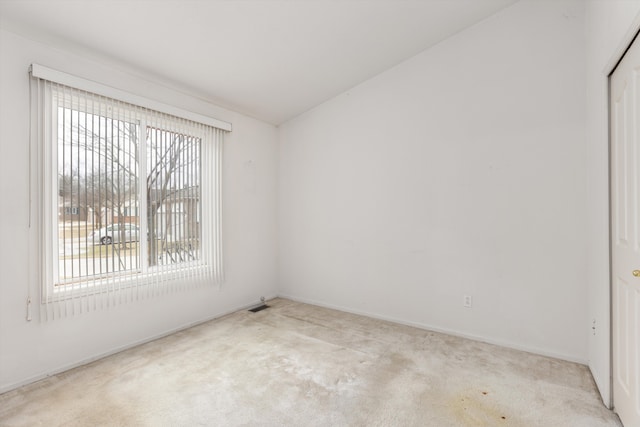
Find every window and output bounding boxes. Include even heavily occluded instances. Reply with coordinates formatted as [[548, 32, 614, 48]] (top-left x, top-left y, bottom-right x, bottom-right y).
[[56, 104, 203, 282], [30, 65, 227, 316]]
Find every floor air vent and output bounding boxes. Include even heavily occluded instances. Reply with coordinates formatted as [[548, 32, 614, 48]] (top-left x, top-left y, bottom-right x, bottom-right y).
[[249, 304, 269, 313]]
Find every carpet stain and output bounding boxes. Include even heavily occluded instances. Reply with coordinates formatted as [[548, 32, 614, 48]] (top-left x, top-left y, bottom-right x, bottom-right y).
[[450, 391, 511, 427]]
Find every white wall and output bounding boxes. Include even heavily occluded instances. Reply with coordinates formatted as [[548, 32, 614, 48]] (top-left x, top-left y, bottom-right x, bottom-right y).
[[0, 28, 279, 392], [585, 0, 640, 408], [278, 0, 588, 362]]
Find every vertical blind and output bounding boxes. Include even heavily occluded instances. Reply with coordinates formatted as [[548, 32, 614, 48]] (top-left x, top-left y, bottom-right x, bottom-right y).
[[30, 66, 227, 320]]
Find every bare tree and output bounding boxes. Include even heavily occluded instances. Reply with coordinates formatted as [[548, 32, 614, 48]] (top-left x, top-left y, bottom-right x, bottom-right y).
[[146, 130, 200, 265], [59, 114, 200, 267]]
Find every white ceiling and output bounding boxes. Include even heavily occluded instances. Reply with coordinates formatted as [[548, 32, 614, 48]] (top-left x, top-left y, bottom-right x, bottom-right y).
[[0, 0, 518, 125]]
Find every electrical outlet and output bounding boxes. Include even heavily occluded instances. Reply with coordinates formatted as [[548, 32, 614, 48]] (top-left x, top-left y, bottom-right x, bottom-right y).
[[463, 295, 473, 308]]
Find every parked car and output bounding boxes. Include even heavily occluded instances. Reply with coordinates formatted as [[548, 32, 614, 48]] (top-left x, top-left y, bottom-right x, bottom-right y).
[[91, 223, 140, 245]]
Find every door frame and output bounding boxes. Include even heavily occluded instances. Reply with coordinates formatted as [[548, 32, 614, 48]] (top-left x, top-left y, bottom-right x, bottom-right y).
[[607, 14, 640, 411]]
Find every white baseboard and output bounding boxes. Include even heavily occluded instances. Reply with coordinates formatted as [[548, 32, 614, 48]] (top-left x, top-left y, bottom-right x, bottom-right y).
[[277, 293, 588, 366]]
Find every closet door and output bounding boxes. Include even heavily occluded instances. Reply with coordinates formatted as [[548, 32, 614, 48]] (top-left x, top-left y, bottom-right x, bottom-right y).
[[611, 32, 640, 427]]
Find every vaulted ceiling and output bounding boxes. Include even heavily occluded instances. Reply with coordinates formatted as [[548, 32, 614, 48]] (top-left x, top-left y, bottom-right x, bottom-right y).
[[0, 0, 518, 125]]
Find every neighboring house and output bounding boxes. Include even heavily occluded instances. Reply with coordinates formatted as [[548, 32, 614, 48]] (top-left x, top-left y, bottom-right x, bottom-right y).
[[149, 187, 200, 241], [57, 202, 88, 222]]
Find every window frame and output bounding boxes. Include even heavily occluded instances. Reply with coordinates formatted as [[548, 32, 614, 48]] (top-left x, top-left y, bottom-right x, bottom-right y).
[[50, 93, 210, 294], [30, 65, 227, 312]]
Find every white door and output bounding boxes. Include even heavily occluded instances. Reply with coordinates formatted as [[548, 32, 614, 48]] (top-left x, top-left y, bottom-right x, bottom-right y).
[[611, 33, 640, 427]]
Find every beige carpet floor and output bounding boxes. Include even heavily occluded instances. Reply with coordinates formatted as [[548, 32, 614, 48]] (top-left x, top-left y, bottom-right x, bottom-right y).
[[0, 298, 622, 426]]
